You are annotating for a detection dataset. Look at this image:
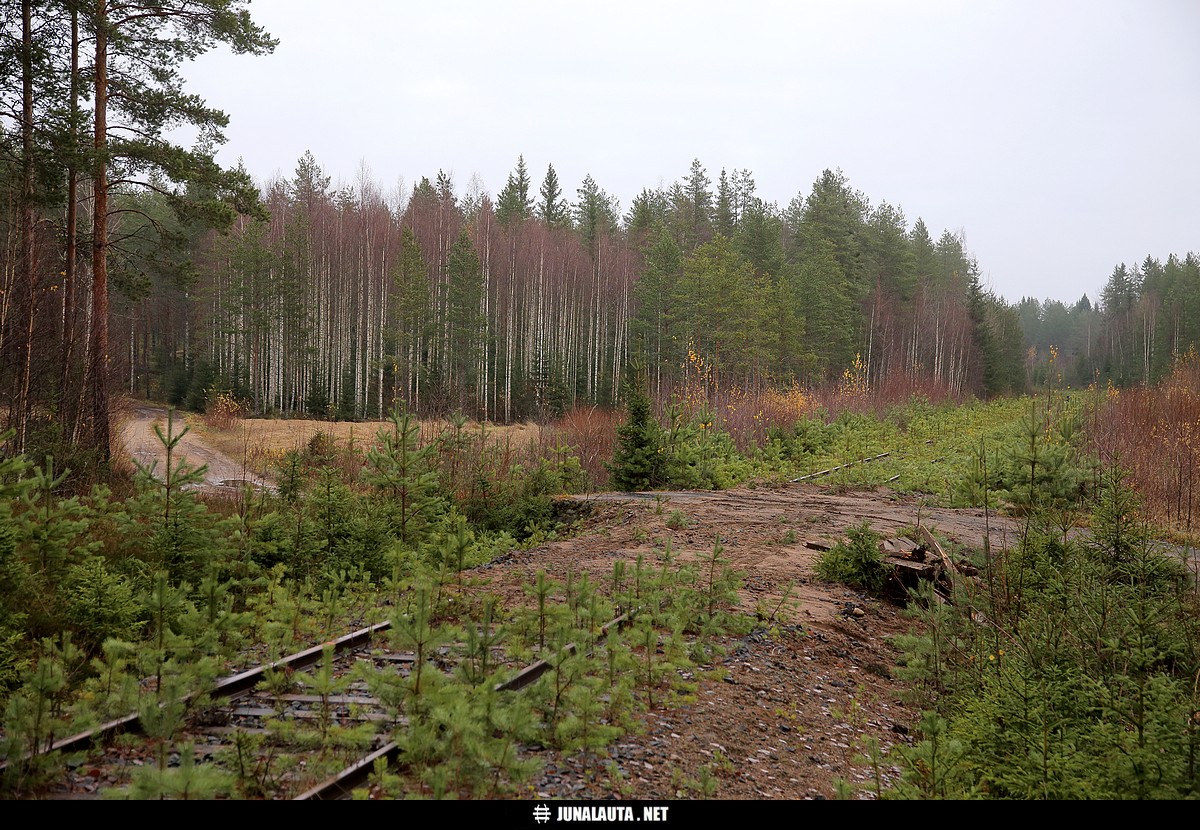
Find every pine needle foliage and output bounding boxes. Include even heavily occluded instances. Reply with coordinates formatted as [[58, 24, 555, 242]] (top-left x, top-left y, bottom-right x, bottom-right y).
[[815, 522, 888, 593], [888, 463, 1200, 799]]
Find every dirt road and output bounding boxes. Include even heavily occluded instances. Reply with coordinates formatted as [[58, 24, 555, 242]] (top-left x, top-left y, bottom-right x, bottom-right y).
[[537, 485, 1022, 638], [119, 405, 274, 492]]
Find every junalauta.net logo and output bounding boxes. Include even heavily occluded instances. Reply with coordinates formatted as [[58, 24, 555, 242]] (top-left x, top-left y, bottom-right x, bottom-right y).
[[530, 804, 670, 823]]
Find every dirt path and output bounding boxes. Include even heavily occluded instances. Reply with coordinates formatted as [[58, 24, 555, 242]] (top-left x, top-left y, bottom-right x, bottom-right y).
[[474, 482, 1023, 799], [561, 485, 1021, 622], [118, 405, 275, 492]]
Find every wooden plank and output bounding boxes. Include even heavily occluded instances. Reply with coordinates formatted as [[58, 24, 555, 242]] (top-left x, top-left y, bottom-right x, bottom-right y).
[[886, 557, 938, 576]]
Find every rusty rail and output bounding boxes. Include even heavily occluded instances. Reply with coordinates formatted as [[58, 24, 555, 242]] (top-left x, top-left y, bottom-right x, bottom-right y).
[[294, 610, 636, 800], [0, 619, 392, 775]]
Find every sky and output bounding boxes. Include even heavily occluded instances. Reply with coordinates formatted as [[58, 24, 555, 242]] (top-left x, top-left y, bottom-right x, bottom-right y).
[[180, 0, 1200, 305]]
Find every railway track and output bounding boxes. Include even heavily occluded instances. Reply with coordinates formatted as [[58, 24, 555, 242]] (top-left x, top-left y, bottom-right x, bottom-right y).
[[5, 608, 636, 800]]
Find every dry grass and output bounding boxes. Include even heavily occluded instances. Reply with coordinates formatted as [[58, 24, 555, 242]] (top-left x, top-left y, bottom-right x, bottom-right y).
[[189, 415, 544, 480], [645, 368, 959, 455], [184, 363, 969, 495]]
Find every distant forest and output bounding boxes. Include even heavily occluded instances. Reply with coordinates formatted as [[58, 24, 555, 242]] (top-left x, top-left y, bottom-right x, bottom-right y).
[[6, 146, 1200, 436], [107, 156, 1033, 420], [1, 0, 1198, 467]]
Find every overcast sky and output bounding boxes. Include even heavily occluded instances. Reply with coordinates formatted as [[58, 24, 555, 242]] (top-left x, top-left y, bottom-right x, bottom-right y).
[[181, 0, 1199, 305]]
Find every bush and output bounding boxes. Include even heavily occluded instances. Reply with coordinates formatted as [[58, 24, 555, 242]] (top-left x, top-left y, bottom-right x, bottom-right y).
[[665, 509, 690, 530], [658, 404, 752, 490], [767, 416, 835, 462], [202, 392, 245, 431], [814, 522, 888, 593]]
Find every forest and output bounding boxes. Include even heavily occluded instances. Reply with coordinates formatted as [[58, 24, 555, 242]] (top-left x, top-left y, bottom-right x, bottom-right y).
[[2, 0, 1200, 802], [3, 2, 1200, 468]]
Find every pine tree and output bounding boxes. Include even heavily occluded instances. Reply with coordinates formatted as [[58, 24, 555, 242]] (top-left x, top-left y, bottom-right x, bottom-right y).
[[675, 235, 769, 389], [791, 237, 856, 382], [968, 268, 1000, 396], [735, 198, 784, 280], [84, 0, 276, 463], [363, 410, 440, 545]]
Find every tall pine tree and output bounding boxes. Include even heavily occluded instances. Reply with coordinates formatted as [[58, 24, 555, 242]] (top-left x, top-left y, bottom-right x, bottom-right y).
[[85, 0, 276, 462]]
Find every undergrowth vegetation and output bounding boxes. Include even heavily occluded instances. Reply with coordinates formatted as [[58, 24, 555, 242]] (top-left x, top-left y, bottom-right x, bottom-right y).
[[0, 405, 751, 798], [792, 374, 1200, 800], [813, 523, 888, 593], [1089, 352, 1200, 540], [881, 464, 1200, 799], [2, 350, 1198, 799]]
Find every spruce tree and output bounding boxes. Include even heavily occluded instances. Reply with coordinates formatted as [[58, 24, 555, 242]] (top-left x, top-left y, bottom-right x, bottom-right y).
[[606, 361, 662, 491], [537, 163, 569, 228], [630, 228, 683, 395], [389, 228, 429, 411], [495, 154, 533, 226], [445, 230, 486, 407]]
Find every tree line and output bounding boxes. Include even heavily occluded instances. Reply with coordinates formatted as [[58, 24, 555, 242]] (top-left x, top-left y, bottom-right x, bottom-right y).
[[3, 1, 1198, 475], [0, 0, 274, 466], [6, 139, 1030, 437], [1018, 252, 1200, 388]]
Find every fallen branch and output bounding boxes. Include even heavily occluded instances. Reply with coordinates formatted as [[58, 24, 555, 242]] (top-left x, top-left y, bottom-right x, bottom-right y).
[[791, 452, 891, 482]]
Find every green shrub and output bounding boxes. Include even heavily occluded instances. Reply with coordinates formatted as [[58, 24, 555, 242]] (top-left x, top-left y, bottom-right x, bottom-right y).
[[64, 557, 142, 652], [767, 416, 836, 461], [886, 463, 1200, 799], [665, 509, 690, 530], [814, 522, 888, 593], [660, 407, 751, 490]]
